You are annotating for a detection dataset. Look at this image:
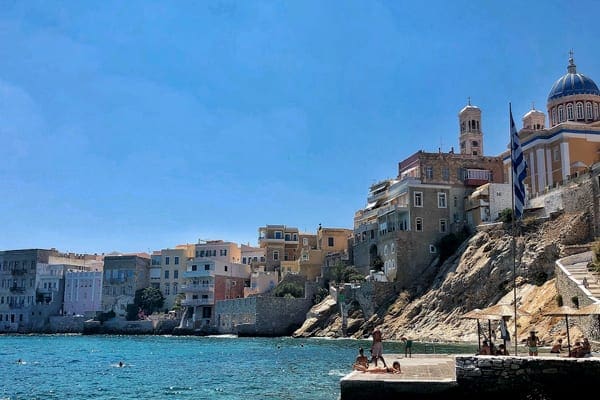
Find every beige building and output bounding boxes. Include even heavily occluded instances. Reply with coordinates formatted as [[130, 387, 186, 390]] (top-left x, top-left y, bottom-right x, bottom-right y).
[[502, 54, 600, 198], [353, 100, 505, 288], [180, 240, 250, 330], [281, 226, 352, 281], [149, 244, 195, 310]]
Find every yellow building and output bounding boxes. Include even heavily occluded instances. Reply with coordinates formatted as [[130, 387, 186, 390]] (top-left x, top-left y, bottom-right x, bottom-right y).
[[503, 54, 600, 198]]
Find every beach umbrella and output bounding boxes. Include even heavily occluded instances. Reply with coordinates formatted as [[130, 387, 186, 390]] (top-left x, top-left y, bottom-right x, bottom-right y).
[[479, 303, 531, 318], [543, 305, 580, 357], [461, 308, 502, 351]]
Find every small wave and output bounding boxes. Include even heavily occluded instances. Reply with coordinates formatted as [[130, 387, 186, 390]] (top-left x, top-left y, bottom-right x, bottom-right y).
[[206, 334, 238, 338], [327, 369, 347, 376]]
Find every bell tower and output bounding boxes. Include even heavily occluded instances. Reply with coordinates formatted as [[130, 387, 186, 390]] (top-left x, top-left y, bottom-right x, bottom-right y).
[[458, 98, 484, 156]]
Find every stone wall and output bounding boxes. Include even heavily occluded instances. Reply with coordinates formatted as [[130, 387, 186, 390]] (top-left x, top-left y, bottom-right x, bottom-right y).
[[214, 285, 315, 336], [456, 355, 600, 397], [48, 316, 85, 333], [340, 281, 397, 319]]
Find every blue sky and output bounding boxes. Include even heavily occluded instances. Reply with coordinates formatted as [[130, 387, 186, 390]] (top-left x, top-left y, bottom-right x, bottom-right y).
[[2, 0, 600, 254]]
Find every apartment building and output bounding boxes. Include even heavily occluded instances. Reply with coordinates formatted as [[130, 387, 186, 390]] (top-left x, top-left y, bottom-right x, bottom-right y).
[[101, 253, 150, 318], [180, 240, 250, 330], [0, 249, 101, 332], [149, 244, 195, 310]]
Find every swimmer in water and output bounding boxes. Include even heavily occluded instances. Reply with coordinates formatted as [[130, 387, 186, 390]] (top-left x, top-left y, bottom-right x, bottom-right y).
[[118, 361, 124, 367]]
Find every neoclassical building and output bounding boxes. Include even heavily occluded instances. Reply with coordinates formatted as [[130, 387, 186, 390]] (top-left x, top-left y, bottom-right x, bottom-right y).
[[503, 54, 600, 197]]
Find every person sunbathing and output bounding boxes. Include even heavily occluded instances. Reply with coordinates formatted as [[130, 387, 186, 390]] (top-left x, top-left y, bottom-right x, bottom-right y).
[[364, 361, 401, 374]]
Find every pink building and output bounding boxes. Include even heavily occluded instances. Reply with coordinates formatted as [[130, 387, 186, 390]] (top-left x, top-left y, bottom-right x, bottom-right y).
[[64, 270, 103, 317]]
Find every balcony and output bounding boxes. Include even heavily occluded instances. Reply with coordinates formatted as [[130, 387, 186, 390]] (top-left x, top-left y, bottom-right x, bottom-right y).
[[181, 297, 214, 307], [10, 268, 28, 276], [182, 269, 215, 279], [9, 286, 26, 293], [258, 236, 285, 245], [180, 283, 215, 293]]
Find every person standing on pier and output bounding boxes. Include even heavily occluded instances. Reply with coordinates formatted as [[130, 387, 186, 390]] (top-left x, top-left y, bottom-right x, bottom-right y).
[[370, 327, 387, 368]]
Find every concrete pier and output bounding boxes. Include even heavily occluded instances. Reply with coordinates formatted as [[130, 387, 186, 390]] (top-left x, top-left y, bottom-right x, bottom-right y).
[[340, 353, 600, 400]]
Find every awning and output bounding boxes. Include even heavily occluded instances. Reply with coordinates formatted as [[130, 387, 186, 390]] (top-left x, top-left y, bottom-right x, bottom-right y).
[[366, 201, 377, 210]]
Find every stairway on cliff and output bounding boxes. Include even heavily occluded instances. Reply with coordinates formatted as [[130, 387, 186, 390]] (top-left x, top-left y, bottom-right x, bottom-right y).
[[562, 257, 600, 299]]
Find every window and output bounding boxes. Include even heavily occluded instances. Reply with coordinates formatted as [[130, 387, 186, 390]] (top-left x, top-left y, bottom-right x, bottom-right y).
[[595, 104, 599, 120], [191, 264, 197, 271], [174, 256, 179, 265], [429, 245, 437, 253], [558, 105, 564, 122], [442, 167, 449, 181], [567, 103, 574, 120], [439, 219, 447, 233], [273, 251, 279, 261], [164, 270, 170, 279], [220, 249, 227, 256], [274, 231, 282, 239], [199, 250, 205, 257], [293, 234, 298, 241], [438, 193, 447, 208], [453, 196, 458, 207], [165, 256, 170, 265], [303, 238, 308, 246], [164, 283, 170, 296], [414, 192, 423, 207], [204, 264, 210, 271], [472, 140, 478, 147], [260, 256, 265, 262], [173, 282, 178, 295], [552, 108, 557, 125], [302, 253, 309, 261], [224, 265, 228, 272], [328, 237, 334, 247], [285, 233, 291, 241], [173, 270, 178, 279], [586, 102, 593, 119], [425, 166, 433, 179], [242, 257, 247, 264], [576, 102, 584, 119], [553, 147, 560, 162], [415, 217, 423, 232]]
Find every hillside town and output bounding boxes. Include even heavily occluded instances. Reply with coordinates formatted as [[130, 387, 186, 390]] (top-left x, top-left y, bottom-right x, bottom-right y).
[[3, 55, 600, 339]]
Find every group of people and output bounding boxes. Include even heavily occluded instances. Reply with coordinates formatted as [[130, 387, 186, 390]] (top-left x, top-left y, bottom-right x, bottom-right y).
[[551, 337, 592, 357], [351, 327, 403, 374], [478, 340, 509, 355]]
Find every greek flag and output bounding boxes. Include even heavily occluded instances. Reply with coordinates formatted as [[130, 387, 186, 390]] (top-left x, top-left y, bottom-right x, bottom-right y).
[[510, 107, 526, 219]]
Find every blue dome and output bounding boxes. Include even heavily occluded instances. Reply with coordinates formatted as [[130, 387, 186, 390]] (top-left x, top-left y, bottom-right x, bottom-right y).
[[548, 57, 600, 101]]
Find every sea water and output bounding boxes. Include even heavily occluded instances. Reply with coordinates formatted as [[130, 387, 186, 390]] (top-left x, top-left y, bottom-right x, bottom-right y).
[[1, 334, 477, 400]]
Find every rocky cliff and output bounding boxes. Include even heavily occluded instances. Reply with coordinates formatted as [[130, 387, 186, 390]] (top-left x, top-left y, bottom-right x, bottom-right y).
[[294, 211, 594, 344]]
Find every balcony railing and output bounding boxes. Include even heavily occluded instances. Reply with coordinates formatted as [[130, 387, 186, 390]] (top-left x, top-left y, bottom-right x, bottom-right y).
[[180, 283, 215, 293], [181, 297, 214, 307], [182, 269, 215, 279], [9, 286, 26, 293]]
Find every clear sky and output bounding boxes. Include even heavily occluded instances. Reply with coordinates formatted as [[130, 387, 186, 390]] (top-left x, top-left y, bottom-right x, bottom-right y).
[[2, 0, 600, 254]]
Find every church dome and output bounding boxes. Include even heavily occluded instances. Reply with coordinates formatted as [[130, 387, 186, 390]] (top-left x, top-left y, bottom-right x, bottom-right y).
[[547, 56, 600, 101]]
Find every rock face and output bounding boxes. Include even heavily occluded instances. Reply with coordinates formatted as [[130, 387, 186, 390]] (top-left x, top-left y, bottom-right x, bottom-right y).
[[294, 211, 593, 344]]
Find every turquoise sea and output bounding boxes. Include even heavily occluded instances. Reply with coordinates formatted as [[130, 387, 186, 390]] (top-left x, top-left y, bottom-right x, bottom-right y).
[[1, 335, 477, 400]]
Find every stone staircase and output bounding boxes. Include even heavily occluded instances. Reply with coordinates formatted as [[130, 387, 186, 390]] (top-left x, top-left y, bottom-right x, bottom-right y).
[[562, 260, 600, 300]]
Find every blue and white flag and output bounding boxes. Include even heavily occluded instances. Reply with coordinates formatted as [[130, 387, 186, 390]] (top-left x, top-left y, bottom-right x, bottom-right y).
[[510, 107, 527, 219]]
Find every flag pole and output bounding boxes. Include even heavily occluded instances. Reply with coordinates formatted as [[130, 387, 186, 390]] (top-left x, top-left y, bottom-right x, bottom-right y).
[[509, 102, 518, 356]]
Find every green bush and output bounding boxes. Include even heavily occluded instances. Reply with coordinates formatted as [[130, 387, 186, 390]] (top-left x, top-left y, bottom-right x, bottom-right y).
[[273, 282, 304, 298], [555, 294, 563, 307], [497, 208, 513, 223]]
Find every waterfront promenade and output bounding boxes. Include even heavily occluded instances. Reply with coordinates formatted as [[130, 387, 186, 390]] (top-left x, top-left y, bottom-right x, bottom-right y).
[[340, 353, 600, 399]]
